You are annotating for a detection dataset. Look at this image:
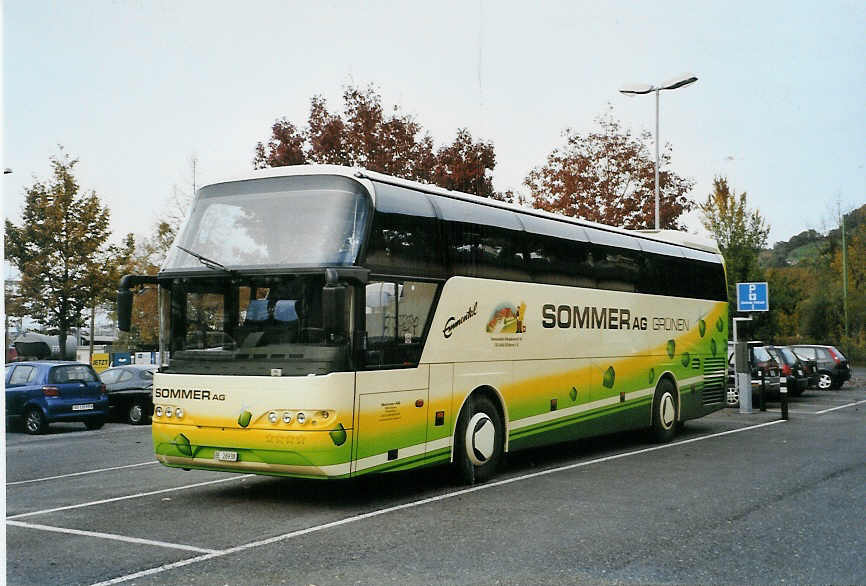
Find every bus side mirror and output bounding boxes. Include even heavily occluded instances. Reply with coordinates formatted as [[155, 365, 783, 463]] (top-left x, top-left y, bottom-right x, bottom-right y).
[[117, 274, 159, 333], [117, 289, 133, 332], [322, 283, 347, 337]]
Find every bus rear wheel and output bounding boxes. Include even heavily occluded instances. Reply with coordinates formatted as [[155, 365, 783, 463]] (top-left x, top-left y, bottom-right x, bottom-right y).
[[454, 394, 504, 485], [650, 379, 678, 443]]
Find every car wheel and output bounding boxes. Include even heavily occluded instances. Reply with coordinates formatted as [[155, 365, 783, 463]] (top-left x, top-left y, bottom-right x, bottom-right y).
[[651, 379, 678, 443], [816, 372, 833, 390], [84, 417, 105, 430], [726, 386, 739, 408], [127, 401, 148, 425], [24, 407, 48, 435], [454, 394, 504, 485]]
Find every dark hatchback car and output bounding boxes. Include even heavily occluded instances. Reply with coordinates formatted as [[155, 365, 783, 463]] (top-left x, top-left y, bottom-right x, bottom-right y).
[[99, 364, 157, 425], [5, 361, 109, 434], [790, 345, 852, 390], [766, 345, 809, 396], [726, 342, 781, 407]]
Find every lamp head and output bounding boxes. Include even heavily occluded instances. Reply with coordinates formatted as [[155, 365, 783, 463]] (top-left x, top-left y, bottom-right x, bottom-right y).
[[619, 83, 654, 96], [660, 74, 698, 91]]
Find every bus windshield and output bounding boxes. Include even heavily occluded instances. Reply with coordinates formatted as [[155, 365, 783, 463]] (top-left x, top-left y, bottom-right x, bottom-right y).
[[163, 174, 371, 271], [160, 274, 352, 376]]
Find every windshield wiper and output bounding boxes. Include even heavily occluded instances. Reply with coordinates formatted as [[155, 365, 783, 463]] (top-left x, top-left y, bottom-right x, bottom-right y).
[[177, 246, 236, 274]]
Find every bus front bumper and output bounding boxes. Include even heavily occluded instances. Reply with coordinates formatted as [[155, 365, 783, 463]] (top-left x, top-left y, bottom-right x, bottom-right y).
[[153, 423, 354, 479]]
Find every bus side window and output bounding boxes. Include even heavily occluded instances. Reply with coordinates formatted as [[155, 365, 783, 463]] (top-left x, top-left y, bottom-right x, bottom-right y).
[[365, 183, 444, 277]]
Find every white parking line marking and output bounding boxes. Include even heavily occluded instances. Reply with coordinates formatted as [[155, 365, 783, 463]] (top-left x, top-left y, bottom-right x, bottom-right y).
[[6, 475, 254, 520], [815, 399, 866, 415], [6, 520, 220, 554], [90, 419, 785, 585], [7, 461, 159, 486]]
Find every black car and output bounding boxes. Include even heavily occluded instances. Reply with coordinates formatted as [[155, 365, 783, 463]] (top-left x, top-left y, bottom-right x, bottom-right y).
[[790, 345, 852, 390], [766, 345, 809, 396], [99, 364, 157, 424]]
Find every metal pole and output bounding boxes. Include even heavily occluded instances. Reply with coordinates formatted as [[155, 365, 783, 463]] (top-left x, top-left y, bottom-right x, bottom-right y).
[[732, 316, 752, 412], [654, 88, 660, 230], [759, 369, 766, 412], [780, 375, 789, 420], [841, 212, 849, 341]]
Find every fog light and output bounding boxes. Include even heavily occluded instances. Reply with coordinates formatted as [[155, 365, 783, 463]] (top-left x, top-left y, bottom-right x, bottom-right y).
[[282, 412, 293, 424], [296, 412, 306, 425], [155, 406, 163, 417], [268, 411, 278, 424], [165, 407, 174, 418], [175, 407, 184, 419], [320, 410, 329, 419]]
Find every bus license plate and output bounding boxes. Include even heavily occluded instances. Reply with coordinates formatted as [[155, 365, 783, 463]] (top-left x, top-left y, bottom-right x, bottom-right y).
[[72, 404, 94, 411], [214, 450, 238, 462]]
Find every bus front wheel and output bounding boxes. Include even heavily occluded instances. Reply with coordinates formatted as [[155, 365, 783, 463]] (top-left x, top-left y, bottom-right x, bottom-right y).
[[650, 379, 678, 443], [454, 394, 504, 485]]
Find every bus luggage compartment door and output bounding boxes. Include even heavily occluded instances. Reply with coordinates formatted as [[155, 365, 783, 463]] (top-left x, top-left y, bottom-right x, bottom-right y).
[[354, 367, 429, 474]]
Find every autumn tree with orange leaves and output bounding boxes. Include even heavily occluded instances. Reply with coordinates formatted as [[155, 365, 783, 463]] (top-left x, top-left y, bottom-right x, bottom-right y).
[[253, 85, 498, 198], [525, 109, 694, 229]]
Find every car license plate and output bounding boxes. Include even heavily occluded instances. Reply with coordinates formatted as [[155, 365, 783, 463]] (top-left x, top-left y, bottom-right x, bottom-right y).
[[72, 403, 94, 411], [214, 450, 238, 462]]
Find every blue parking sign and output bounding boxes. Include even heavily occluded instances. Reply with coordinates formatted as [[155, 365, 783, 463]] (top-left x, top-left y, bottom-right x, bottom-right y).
[[737, 282, 769, 312]]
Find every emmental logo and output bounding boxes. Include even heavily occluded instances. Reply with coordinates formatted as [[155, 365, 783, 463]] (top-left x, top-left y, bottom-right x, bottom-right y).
[[443, 302, 478, 339]]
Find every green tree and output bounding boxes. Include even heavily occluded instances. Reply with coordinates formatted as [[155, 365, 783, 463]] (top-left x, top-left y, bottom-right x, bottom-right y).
[[524, 108, 695, 229], [699, 176, 770, 312], [4, 151, 131, 357], [253, 84, 499, 198]]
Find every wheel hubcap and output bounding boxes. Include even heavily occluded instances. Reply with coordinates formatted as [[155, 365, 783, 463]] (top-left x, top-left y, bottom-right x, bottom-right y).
[[465, 412, 495, 466], [26, 412, 40, 432], [727, 388, 739, 407], [818, 374, 831, 390], [130, 404, 143, 423], [660, 393, 675, 429]]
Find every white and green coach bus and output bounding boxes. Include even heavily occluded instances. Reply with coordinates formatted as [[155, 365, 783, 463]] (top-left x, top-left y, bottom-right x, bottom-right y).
[[118, 165, 728, 484]]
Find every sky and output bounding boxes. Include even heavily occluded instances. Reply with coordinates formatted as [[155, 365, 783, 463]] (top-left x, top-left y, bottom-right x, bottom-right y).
[[2, 0, 865, 255]]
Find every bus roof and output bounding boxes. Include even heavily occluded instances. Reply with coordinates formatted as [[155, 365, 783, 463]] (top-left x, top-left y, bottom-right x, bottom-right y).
[[201, 164, 722, 257]]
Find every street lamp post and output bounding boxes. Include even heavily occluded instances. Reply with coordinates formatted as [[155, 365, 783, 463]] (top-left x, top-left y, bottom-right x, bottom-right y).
[[620, 74, 698, 230]]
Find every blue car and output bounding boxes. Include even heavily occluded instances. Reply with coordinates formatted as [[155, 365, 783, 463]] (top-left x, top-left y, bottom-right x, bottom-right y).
[[5, 361, 109, 434]]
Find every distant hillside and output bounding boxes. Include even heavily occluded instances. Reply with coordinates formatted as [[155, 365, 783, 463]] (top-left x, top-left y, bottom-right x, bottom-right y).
[[761, 203, 866, 268]]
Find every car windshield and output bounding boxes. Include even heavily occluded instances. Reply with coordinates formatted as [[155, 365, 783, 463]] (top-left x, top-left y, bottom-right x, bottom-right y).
[[162, 174, 370, 271], [753, 347, 772, 362], [780, 348, 798, 364], [100, 369, 122, 384], [50, 365, 98, 383]]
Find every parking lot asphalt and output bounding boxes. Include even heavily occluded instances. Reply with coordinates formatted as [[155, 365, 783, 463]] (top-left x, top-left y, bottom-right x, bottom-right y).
[[5, 383, 866, 585]]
